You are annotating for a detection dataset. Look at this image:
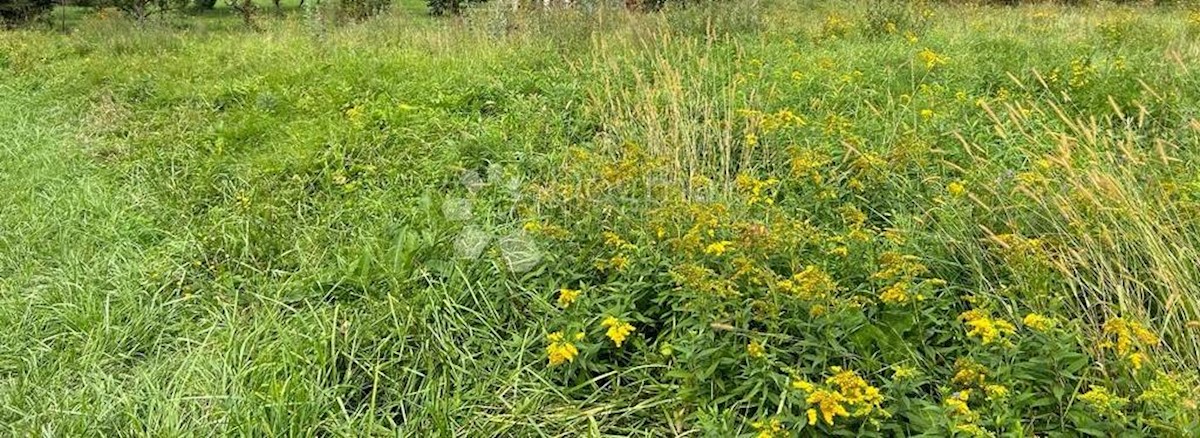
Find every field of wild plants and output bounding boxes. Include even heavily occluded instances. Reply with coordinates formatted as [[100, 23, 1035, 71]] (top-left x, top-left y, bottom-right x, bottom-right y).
[[4, 0, 1200, 435]]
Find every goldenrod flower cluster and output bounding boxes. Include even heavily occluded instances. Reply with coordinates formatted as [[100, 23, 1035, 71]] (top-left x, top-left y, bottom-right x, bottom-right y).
[[944, 390, 973, 418], [960, 309, 1016, 346], [776, 265, 837, 301], [947, 180, 966, 197], [546, 332, 580, 366], [1022, 313, 1055, 332], [735, 174, 779, 206], [1078, 385, 1128, 417], [873, 252, 935, 306], [791, 367, 884, 426], [1099, 317, 1159, 371], [789, 149, 831, 184], [703, 240, 734, 256], [746, 341, 766, 359], [917, 48, 948, 69], [892, 365, 919, 380], [951, 358, 988, 388], [984, 384, 1009, 400], [602, 316, 635, 347], [557, 288, 581, 308], [751, 418, 784, 438]]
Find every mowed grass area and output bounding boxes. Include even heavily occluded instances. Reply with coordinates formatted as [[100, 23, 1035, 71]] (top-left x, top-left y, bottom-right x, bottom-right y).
[[3, 1, 1200, 435]]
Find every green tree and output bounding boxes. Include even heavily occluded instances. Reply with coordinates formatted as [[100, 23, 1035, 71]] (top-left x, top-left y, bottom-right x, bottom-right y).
[[104, 0, 187, 21], [0, 0, 54, 26], [428, 0, 460, 16]]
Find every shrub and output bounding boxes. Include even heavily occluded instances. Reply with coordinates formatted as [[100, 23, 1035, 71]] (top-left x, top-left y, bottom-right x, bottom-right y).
[[227, 0, 255, 27], [102, 0, 188, 20], [338, 0, 389, 20], [863, 0, 932, 37], [427, 0, 459, 16], [627, 0, 668, 10], [0, 0, 54, 26]]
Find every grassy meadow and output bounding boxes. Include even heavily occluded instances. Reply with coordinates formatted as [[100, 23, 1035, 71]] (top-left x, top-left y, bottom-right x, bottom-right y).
[[3, 0, 1200, 435]]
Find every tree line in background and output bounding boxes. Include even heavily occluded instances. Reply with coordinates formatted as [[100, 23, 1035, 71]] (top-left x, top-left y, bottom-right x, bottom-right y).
[[0, 0, 1188, 29], [1, 0, 405, 27], [426, 0, 669, 15], [1, 0, 54, 24], [3, 0, 670, 26]]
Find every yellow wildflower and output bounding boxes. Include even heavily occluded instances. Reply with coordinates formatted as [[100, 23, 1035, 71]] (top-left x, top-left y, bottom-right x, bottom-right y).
[[917, 48, 948, 68], [947, 181, 966, 197], [960, 309, 1016, 345], [546, 332, 579, 366], [839, 204, 867, 227], [735, 174, 779, 206], [790, 149, 830, 182], [557, 288, 581, 308], [1100, 317, 1159, 361], [1023, 313, 1054, 332], [777, 266, 837, 300], [879, 282, 911, 305], [955, 424, 990, 437], [601, 316, 635, 347], [1079, 385, 1128, 416], [951, 358, 987, 388], [1137, 372, 1189, 408], [1128, 352, 1146, 371], [821, 14, 852, 39], [1131, 323, 1160, 345], [807, 389, 850, 425], [612, 255, 630, 270], [792, 379, 816, 393], [794, 368, 884, 426], [985, 384, 1009, 400], [872, 252, 928, 282], [704, 240, 734, 256], [944, 390, 972, 417], [826, 367, 884, 415], [1069, 58, 1095, 89], [892, 365, 919, 380], [747, 341, 766, 358], [602, 231, 636, 250], [751, 418, 784, 438], [883, 228, 905, 245], [848, 228, 873, 242]]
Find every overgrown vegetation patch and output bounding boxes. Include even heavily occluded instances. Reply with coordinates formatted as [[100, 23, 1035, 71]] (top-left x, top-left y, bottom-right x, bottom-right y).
[[2, 0, 1200, 436]]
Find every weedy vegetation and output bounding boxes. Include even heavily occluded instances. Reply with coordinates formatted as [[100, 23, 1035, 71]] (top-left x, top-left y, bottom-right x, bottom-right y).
[[3, 0, 1200, 436]]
